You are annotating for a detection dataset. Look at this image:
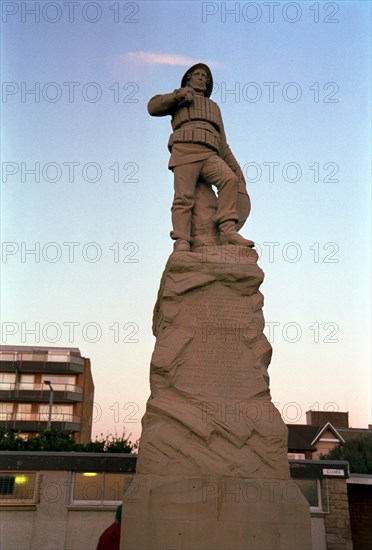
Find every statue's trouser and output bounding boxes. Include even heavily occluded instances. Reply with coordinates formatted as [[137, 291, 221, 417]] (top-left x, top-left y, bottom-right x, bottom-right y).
[[171, 155, 239, 242]]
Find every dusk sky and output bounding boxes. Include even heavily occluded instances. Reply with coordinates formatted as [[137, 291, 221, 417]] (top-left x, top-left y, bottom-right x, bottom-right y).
[[1, 0, 371, 443]]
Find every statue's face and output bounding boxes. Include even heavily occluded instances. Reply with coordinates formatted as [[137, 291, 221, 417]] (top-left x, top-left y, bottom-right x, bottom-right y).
[[187, 68, 208, 93]]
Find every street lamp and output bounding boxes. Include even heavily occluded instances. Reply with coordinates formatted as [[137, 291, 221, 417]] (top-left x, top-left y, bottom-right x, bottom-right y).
[[44, 380, 54, 430]]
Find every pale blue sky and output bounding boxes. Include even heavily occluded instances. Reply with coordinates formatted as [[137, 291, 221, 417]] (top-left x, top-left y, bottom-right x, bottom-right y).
[[1, 1, 371, 440]]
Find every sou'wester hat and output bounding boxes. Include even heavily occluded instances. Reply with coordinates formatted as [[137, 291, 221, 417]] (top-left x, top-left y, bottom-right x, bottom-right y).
[[181, 63, 213, 98]]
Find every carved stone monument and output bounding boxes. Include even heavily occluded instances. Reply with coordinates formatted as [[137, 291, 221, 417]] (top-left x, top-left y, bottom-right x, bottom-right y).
[[121, 64, 312, 549]]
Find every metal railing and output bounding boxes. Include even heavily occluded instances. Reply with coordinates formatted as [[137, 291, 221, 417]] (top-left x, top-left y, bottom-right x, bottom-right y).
[[0, 382, 83, 393], [0, 412, 80, 423], [0, 352, 84, 366]]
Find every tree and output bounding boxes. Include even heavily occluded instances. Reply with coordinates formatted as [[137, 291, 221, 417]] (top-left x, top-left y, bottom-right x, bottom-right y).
[[320, 435, 372, 474], [0, 428, 138, 453]]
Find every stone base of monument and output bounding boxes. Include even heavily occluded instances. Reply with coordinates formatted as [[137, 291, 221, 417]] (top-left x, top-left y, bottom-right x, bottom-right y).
[[122, 475, 311, 550], [121, 246, 312, 549]]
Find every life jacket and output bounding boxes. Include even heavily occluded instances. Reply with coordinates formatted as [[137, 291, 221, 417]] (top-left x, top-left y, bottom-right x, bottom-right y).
[[168, 95, 222, 153], [171, 95, 221, 131]]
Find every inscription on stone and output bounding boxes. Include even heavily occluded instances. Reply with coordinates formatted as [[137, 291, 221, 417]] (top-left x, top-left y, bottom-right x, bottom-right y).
[[175, 285, 259, 396]]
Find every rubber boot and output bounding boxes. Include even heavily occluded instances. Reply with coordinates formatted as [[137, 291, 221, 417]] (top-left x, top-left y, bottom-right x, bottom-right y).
[[219, 220, 254, 247]]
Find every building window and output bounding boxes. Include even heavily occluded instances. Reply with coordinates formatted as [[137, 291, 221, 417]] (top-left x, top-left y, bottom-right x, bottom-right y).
[[0, 472, 40, 504], [38, 404, 74, 422], [41, 375, 81, 393], [16, 403, 35, 421], [47, 353, 70, 362], [0, 373, 16, 390], [288, 453, 305, 460], [0, 402, 14, 421], [0, 403, 77, 423], [0, 352, 18, 361], [70, 472, 133, 505], [295, 479, 322, 511], [18, 374, 35, 390], [19, 353, 34, 361]]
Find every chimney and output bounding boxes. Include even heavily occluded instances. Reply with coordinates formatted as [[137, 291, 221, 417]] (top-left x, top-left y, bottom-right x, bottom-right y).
[[306, 410, 349, 428]]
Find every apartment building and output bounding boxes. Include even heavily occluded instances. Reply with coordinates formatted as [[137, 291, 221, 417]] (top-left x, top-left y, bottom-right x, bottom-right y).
[[0, 345, 94, 443]]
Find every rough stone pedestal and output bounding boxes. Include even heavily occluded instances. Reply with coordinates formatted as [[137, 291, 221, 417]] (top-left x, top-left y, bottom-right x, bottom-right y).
[[121, 245, 312, 550]]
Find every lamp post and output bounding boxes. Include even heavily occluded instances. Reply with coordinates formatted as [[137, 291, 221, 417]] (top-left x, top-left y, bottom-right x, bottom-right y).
[[44, 380, 54, 430]]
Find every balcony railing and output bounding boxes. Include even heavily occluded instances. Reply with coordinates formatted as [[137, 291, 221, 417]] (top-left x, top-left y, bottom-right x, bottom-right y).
[[0, 382, 83, 393], [0, 353, 86, 375], [0, 412, 81, 423], [0, 352, 84, 366]]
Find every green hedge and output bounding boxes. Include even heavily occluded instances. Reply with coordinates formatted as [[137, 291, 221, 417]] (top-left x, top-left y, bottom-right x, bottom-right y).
[[0, 428, 137, 453]]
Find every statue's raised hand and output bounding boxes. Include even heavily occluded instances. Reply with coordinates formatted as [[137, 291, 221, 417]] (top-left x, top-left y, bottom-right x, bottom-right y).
[[175, 86, 194, 103]]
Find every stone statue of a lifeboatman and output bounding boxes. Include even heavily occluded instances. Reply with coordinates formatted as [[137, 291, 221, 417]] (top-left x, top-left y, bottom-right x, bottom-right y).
[[148, 63, 252, 251]]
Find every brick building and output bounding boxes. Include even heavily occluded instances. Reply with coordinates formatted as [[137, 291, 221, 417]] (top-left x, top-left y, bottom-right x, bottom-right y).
[[287, 410, 372, 461], [0, 346, 94, 443], [287, 409, 372, 549]]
